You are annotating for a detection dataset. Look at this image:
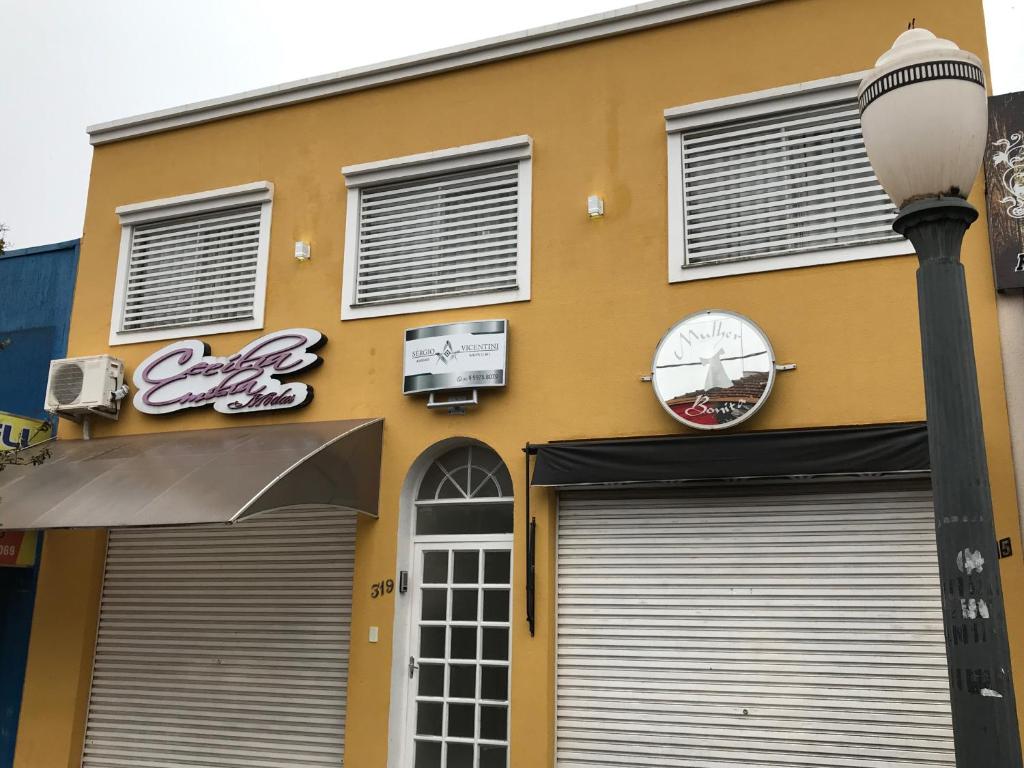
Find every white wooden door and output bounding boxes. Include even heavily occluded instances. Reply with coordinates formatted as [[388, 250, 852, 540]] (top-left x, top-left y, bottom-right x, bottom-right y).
[[406, 539, 513, 768]]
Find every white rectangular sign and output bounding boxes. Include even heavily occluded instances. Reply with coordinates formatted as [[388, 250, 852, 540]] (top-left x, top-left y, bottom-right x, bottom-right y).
[[403, 320, 507, 395]]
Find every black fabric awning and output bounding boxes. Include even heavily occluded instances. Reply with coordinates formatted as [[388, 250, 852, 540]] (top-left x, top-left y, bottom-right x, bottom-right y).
[[531, 422, 928, 487], [0, 419, 383, 529]]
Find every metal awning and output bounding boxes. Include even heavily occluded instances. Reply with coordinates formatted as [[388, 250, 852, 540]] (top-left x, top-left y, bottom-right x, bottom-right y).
[[0, 419, 383, 529], [530, 422, 929, 487]]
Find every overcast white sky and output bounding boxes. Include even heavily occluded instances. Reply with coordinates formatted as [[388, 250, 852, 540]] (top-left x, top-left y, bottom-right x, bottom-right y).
[[1, 0, 1021, 250]]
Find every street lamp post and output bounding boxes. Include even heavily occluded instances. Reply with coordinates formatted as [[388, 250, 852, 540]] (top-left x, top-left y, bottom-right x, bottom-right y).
[[859, 29, 1022, 766]]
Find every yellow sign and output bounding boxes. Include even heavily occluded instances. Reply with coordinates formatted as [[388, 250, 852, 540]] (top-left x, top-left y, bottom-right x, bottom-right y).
[[0, 412, 46, 567], [0, 411, 50, 452]]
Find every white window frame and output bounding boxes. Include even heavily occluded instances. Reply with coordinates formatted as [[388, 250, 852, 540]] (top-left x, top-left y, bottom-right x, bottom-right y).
[[109, 181, 274, 345], [341, 136, 532, 320], [664, 71, 913, 283]]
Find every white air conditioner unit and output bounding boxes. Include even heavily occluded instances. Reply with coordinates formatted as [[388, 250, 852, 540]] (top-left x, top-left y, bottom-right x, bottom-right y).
[[45, 355, 125, 419]]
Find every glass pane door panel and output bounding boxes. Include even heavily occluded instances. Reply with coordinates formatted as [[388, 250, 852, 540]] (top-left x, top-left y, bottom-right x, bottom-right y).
[[447, 742, 474, 767], [415, 503, 514, 536], [483, 551, 510, 583], [419, 663, 444, 697], [453, 551, 479, 583], [480, 666, 508, 702], [452, 589, 477, 620], [479, 745, 507, 768], [416, 741, 442, 768]]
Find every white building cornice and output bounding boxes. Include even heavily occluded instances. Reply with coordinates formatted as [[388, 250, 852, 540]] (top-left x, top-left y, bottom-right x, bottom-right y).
[[87, 0, 775, 146]]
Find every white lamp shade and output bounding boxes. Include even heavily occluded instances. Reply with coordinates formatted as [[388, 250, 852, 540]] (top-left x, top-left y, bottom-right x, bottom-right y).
[[858, 29, 988, 209]]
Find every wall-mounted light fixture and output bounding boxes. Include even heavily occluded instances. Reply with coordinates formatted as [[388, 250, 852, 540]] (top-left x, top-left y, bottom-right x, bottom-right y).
[[587, 195, 605, 219], [294, 241, 311, 261]]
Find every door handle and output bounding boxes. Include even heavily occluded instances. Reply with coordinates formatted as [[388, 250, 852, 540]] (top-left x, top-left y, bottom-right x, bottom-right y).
[[409, 656, 419, 679]]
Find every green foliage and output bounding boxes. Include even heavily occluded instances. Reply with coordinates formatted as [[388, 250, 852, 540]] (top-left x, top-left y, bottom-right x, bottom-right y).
[[0, 444, 52, 471], [0, 422, 54, 472]]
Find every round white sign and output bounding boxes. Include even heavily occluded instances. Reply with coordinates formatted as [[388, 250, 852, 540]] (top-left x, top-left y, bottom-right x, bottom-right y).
[[652, 310, 776, 430]]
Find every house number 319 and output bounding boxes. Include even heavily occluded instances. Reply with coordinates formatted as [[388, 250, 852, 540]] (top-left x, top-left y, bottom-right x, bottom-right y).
[[370, 579, 395, 599]]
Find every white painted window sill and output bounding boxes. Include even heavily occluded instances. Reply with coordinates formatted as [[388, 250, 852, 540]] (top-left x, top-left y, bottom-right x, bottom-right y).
[[109, 318, 265, 346], [672, 241, 914, 283], [342, 289, 528, 320]]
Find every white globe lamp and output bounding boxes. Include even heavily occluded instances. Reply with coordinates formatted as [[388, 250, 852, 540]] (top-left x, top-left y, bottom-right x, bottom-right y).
[[859, 28, 987, 208]]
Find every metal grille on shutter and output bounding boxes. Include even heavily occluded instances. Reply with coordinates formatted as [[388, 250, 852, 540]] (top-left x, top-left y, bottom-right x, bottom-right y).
[[354, 163, 520, 306], [122, 205, 263, 332], [556, 483, 955, 768], [680, 102, 901, 266], [82, 509, 354, 768]]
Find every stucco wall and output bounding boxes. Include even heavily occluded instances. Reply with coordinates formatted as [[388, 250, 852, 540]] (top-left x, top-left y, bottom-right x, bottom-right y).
[[0, 240, 80, 421], [13, 531, 106, 768], [16, 0, 1022, 765]]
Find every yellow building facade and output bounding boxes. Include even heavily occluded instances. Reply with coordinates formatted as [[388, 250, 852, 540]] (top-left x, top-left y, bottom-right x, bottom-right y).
[[7, 0, 1023, 766]]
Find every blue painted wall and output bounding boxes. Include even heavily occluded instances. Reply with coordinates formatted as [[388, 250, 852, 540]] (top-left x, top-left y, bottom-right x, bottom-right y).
[[0, 239, 80, 421], [0, 239, 79, 768]]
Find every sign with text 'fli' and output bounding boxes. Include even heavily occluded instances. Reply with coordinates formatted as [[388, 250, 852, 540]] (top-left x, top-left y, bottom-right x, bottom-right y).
[[0, 411, 50, 451]]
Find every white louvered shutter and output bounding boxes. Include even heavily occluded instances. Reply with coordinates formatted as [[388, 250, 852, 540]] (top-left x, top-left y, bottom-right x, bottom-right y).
[[121, 205, 264, 333], [354, 163, 521, 306], [557, 483, 955, 768], [82, 509, 355, 768], [680, 102, 901, 266]]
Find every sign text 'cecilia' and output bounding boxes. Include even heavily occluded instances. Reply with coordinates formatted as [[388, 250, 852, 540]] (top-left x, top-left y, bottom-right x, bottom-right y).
[[133, 329, 325, 415]]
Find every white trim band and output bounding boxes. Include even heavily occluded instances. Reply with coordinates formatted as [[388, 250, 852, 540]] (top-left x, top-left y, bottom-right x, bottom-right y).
[[87, 0, 774, 145], [664, 70, 868, 132], [342, 136, 532, 189], [115, 181, 274, 226], [671, 241, 915, 282]]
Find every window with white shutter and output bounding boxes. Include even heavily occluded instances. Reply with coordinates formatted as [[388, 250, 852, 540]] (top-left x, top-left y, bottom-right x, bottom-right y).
[[665, 73, 912, 282], [342, 137, 532, 319], [110, 182, 273, 345]]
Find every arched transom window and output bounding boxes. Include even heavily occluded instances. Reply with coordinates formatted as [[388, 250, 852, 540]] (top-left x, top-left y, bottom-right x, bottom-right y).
[[414, 445, 513, 536]]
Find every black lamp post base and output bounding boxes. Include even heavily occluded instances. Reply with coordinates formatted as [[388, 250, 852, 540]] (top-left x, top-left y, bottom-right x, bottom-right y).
[[894, 196, 1022, 767]]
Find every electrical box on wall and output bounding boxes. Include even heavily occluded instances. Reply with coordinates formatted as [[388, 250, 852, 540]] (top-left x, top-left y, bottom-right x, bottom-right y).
[[45, 355, 126, 420]]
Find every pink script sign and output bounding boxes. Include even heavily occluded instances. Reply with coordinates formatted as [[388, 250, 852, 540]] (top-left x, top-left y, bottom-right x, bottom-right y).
[[132, 329, 324, 415]]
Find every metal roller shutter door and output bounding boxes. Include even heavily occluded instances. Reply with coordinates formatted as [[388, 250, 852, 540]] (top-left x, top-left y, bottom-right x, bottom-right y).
[[556, 483, 955, 768], [82, 509, 355, 768]]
